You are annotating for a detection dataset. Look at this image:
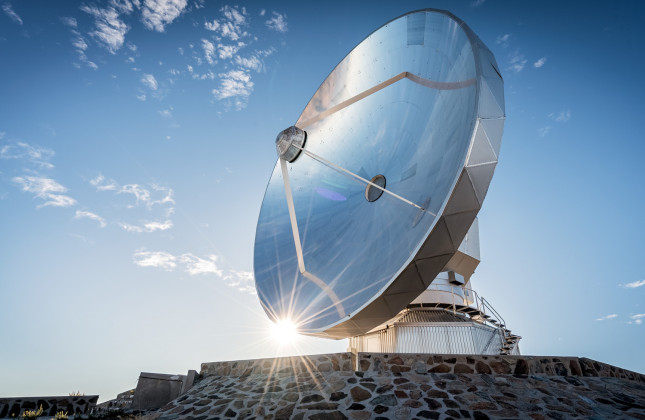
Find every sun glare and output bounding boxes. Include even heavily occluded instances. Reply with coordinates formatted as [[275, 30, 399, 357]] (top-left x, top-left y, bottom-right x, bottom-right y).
[[271, 319, 298, 344]]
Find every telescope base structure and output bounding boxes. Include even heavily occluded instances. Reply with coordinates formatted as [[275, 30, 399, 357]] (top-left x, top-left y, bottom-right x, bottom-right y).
[[347, 269, 522, 356], [152, 353, 645, 420], [347, 308, 520, 356]]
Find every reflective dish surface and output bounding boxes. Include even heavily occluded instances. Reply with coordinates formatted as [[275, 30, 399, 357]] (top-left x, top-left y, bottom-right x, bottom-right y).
[[254, 9, 504, 337]]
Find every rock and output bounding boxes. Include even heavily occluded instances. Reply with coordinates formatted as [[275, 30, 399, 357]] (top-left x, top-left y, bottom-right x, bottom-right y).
[[429, 364, 451, 373], [423, 398, 442, 410], [490, 361, 511, 374], [473, 411, 490, 420], [370, 394, 398, 407], [360, 360, 371, 371], [349, 411, 371, 420], [299, 402, 339, 410], [301, 394, 324, 403], [475, 361, 492, 374], [330, 392, 347, 401], [309, 412, 348, 420], [274, 404, 295, 420], [569, 360, 582, 376], [417, 411, 440, 419], [350, 386, 372, 402], [514, 359, 529, 376], [469, 402, 498, 410], [454, 364, 474, 374], [373, 405, 389, 414], [426, 390, 448, 398], [283, 392, 299, 402], [224, 408, 236, 417], [414, 361, 428, 374], [348, 403, 366, 410], [403, 400, 423, 408], [375, 384, 393, 394]]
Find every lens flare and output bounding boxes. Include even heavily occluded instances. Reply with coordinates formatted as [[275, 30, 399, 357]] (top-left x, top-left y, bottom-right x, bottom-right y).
[[271, 319, 298, 344]]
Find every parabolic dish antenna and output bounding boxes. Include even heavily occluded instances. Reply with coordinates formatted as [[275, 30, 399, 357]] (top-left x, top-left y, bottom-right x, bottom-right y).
[[254, 9, 504, 339]]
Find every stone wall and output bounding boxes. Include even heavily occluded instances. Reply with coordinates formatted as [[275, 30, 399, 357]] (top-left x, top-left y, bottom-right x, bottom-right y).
[[0, 395, 98, 418], [153, 353, 645, 419]]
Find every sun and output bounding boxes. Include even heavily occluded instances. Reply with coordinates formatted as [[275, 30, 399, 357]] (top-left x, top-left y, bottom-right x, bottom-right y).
[[270, 318, 299, 344]]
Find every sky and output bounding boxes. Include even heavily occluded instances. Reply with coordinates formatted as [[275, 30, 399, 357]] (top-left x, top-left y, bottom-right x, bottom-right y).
[[1, 0, 644, 402]]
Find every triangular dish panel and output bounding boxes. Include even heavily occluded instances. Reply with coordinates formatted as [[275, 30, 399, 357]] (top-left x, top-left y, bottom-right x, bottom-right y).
[[466, 163, 497, 205], [466, 119, 498, 166]]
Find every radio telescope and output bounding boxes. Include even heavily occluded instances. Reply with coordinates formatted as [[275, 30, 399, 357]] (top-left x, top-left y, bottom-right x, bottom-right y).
[[254, 9, 520, 355]]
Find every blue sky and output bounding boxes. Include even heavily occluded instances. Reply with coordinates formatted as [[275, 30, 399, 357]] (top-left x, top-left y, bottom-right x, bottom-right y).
[[1, 0, 644, 401]]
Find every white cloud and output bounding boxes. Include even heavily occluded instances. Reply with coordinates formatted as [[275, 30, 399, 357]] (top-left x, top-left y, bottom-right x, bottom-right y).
[[141, 0, 187, 32], [217, 42, 244, 60], [179, 253, 222, 276], [12, 176, 77, 208], [132, 250, 255, 294], [158, 108, 173, 118], [119, 219, 173, 233], [235, 55, 262, 72], [266, 11, 287, 33], [534, 57, 547, 68], [141, 73, 158, 90], [507, 51, 527, 73], [74, 210, 107, 227], [136, 93, 147, 101], [90, 174, 119, 191], [212, 69, 253, 101], [471, 0, 486, 6], [224, 270, 256, 294], [133, 250, 177, 270], [553, 110, 571, 123], [259, 9, 265, 16], [496, 34, 510, 48], [204, 5, 248, 41], [202, 39, 216, 64], [538, 126, 552, 138], [81, 4, 129, 53], [61, 16, 77, 28], [631, 314, 645, 325], [625, 279, 645, 289], [2, 2, 22, 25], [0, 141, 55, 169], [595, 314, 617, 321]]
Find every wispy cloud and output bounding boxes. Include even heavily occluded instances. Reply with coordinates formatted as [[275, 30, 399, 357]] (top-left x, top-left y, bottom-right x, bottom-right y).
[[141, 0, 187, 32], [496, 34, 511, 48], [471, 0, 486, 7], [538, 126, 552, 138], [119, 183, 174, 208], [60, 16, 77, 28], [141, 73, 158, 90], [0, 141, 55, 169], [74, 210, 107, 227], [507, 50, 527, 73], [235, 55, 263, 72], [534, 57, 547, 68], [90, 174, 119, 191], [179, 254, 222, 276], [224, 270, 256, 294], [596, 314, 618, 321], [265, 12, 287, 33], [158, 107, 173, 118], [212, 69, 254, 109], [202, 39, 216, 64], [630, 314, 645, 325], [118, 219, 173, 233], [624, 279, 645, 289], [204, 5, 248, 41], [133, 250, 255, 294], [133, 250, 177, 271], [12, 176, 77, 208], [2, 2, 23, 25], [81, 4, 130, 53], [551, 110, 571, 123]]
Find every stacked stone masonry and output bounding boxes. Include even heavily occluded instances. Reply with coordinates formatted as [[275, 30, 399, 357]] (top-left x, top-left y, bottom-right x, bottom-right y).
[[0, 395, 98, 418], [154, 353, 645, 419]]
